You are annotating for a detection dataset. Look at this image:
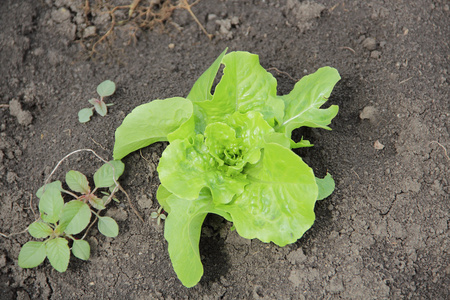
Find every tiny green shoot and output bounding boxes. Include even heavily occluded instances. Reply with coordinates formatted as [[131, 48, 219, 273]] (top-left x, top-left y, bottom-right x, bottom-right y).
[[78, 80, 116, 123], [150, 207, 166, 225]]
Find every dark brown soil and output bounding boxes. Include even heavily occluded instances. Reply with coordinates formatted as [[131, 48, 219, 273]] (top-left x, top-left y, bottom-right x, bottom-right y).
[[1, 0, 448, 299]]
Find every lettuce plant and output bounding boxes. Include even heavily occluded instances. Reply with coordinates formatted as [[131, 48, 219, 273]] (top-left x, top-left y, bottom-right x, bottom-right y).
[[113, 50, 340, 287]]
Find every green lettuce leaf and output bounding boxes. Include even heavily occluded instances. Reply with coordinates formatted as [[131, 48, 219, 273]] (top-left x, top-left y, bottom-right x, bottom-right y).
[[164, 189, 231, 288], [193, 51, 285, 132], [316, 173, 335, 200], [156, 184, 172, 213], [158, 134, 248, 204], [206, 111, 273, 172], [113, 97, 193, 160], [158, 112, 275, 204], [187, 48, 228, 102], [276, 67, 340, 141], [166, 112, 196, 143], [164, 193, 209, 288], [218, 143, 318, 246]]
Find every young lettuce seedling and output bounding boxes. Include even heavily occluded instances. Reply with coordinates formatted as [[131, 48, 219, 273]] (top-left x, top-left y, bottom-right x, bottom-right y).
[[18, 160, 124, 272], [113, 49, 340, 287], [78, 80, 116, 123]]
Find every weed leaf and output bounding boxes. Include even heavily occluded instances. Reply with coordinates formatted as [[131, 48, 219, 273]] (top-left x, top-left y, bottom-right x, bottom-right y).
[[66, 170, 90, 194], [28, 221, 53, 239], [94, 101, 107, 116], [78, 108, 94, 123], [36, 181, 63, 199], [72, 239, 90, 260], [97, 80, 116, 97], [93, 160, 125, 188], [59, 200, 91, 235], [89, 196, 106, 210], [46, 238, 70, 272], [98, 216, 119, 237], [18, 241, 47, 269], [38, 185, 64, 224]]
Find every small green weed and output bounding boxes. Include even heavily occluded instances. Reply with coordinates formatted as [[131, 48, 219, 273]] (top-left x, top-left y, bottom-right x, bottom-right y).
[[150, 207, 166, 226], [78, 80, 116, 123], [18, 159, 124, 272]]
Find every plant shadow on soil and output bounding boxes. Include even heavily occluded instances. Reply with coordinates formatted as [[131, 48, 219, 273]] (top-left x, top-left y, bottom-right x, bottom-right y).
[[198, 214, 230, 285]]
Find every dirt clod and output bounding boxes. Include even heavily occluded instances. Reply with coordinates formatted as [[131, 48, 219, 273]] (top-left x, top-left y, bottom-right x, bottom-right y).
[[285, 0, 325, 32], [105, 207, 128, 222], [362, 37, 377, 50], [359, 105, 377, 122], [83, 26, 97, 39], [287, 248, 307, 265], [137, 194, 153, 209], [374, 140, 385, 150], [51, 7, 71, 23], [370, 50, 381, 59], [9, 99, 33, 126], [326, 276, 344, 293]]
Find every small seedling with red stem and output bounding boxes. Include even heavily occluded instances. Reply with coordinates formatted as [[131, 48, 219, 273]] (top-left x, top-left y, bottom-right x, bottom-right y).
[[78, 80, 116, 123]]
